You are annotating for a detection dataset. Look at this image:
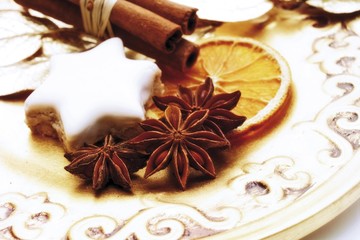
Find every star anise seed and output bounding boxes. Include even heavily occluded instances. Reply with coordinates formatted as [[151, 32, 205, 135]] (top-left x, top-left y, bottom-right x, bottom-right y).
[[127, 105, 229, 190], [64, 135, 147, 191], [153, 77, 246, 134]]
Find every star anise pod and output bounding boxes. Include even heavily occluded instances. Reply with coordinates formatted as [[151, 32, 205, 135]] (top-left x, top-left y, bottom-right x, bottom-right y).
[[64, 135, 147, 191], [127, 105, 229, 190], [153, 77, 246, 134]]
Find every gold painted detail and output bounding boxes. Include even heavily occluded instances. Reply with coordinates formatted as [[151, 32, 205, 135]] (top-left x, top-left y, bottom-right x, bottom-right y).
[[226, 157, 311, 224], [326, 75, 360, 150], [293, 75, 359, 167], [308, 28, 360, 76], [229, 157, 311, 204], [66, 204, 241, 239], [295, 24, 360, 167], [0, 192, 65, 239]]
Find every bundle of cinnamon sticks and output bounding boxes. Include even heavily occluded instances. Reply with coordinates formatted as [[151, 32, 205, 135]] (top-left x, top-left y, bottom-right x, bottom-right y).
[[14, 0, 200, 71]]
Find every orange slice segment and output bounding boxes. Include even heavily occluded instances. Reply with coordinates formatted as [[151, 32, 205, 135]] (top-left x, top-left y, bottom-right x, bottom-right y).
[[147, 37, 291, 135]]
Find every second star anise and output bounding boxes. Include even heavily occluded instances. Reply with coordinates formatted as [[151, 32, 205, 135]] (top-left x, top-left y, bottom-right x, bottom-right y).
[[127, 105, 230, 190], [153, 77, 247, 134], [64, 135, 147, 191]]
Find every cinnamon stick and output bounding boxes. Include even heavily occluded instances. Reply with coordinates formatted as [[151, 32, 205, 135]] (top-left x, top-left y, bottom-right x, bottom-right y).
[[13, 0, 199, 71], [16, 0, 182, 53], [113, 26, 199, 71], [110, 0, 182, 52], [14, 0, 84, 29], [125, 0, 198, 34]]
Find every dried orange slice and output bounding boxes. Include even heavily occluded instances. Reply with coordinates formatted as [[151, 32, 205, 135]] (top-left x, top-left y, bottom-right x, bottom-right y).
[[147, 37, 291, 135]]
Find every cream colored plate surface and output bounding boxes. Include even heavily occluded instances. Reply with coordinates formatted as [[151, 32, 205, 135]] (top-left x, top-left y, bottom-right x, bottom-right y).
[[1, 4, 360, 240]]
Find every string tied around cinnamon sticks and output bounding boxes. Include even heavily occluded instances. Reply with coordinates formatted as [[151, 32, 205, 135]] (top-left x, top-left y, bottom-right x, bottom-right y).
[[14, 0, 200, 71], [79, 0, 116, 38]]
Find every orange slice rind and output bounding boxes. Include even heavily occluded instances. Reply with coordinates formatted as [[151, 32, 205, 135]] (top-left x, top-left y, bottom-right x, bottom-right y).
[[148, 37, 292, 136]]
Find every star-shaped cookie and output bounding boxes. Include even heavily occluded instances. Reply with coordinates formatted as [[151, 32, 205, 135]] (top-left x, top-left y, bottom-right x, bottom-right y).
[[25, 38, 161, 152]]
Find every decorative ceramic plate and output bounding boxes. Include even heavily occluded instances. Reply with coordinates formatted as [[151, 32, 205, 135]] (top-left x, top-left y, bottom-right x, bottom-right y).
[[1, 2, 360, 240]]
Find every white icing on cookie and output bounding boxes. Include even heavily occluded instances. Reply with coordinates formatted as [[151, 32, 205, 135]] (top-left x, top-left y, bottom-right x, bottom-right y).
[[25, 38, 161, 151]]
